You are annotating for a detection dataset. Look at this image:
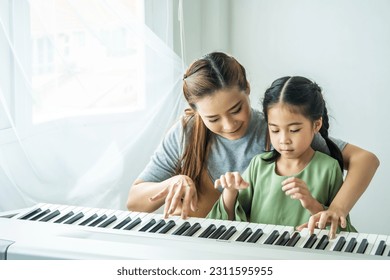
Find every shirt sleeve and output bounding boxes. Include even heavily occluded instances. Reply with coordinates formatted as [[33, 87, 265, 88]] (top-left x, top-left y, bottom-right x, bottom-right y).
[[311, 133, 348, 154], [137, 120, 183, 182]]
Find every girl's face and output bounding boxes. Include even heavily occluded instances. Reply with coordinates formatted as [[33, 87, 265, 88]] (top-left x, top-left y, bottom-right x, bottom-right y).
[[194, 87, 251, 140], [267, 103, 322, 159]]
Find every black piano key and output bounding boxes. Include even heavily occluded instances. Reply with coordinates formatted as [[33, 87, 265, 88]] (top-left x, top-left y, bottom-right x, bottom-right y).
[[139, 219, 157, 232], [183, 222, 201, 236], [19, 208, 42, 220], [158, 220, 176, 234], [236, 228, 253, 242], [113, 216, 132, 229], [303, 234, 318, 249], [123, 217, 141, 230], [54, 211, 75, 223], [88, 214, 107, 227], [198, 224, 217, 238], [264, 230, 280, 245], [78, 213, 98, 226], [274, 231, 290, 246], [30, 209, 51, 221], [172, 221, 191, 235], [286, 232, 301, 247], [345, 237, 357, 253], [209, 225, 227, 239], [315, 235, 329, 250], [219, 226, 237, 240], [39, 209, 61, 222], [333, 236, 346, 252], [375, 240, 386, 256], [356, 238, 368, 254], [247, 228, 264, 243], [148, 219, 166, 233], [64, 212, 84, 224], [98, 215, 117, 228]]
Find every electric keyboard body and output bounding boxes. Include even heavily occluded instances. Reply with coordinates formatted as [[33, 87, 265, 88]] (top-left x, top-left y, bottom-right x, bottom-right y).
[[0, 203, 389, 260]]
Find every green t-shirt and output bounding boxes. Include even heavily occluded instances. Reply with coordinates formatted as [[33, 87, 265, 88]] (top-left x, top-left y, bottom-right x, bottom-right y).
[[207, 151, 356, 232]]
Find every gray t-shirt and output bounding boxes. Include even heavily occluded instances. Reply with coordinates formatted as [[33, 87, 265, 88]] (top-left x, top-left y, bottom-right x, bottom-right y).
[[138, 108, 347, 183]]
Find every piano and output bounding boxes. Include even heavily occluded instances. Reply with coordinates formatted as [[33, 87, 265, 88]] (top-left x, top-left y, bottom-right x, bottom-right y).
[[0, 203, 389, 260]]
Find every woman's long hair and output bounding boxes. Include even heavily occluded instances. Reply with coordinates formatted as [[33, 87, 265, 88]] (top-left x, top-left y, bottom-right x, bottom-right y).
[[178, 52, 249, 189]]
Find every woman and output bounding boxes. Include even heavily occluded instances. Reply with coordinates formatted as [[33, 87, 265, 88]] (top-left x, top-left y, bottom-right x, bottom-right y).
[[127, 52, 379, 238]]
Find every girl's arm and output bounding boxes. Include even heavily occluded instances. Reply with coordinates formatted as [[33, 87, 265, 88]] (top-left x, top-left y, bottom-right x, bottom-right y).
[[304, 143, 379, 238]]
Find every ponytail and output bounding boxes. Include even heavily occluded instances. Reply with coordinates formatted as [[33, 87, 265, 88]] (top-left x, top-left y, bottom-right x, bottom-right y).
[[175, 108, 211, 191]]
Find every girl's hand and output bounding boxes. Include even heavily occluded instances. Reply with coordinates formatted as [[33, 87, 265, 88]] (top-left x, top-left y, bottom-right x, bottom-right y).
[[281, 177, 316, 210], [296, 208, 348, 239], [149, 175, 197, 219], [214, 171, 250, 193]]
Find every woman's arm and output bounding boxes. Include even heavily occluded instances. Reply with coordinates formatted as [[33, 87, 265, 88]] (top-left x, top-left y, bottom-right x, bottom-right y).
[[127, 179, 168, 212], [303, 143, 379, 238]]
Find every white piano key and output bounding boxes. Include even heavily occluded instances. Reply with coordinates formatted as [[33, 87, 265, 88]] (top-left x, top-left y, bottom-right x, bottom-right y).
[[224, 221, 249, 241], [363, 233, 379, 255], [383, 236, 390, 257], [193, 218, 230, 238], [294, 228, 316, 249], [370, 234, 387, 256]]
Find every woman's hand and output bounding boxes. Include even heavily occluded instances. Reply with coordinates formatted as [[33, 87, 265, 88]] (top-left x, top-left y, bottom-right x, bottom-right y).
[[149, 175, 197, 219], [296, 208, 347, 239]]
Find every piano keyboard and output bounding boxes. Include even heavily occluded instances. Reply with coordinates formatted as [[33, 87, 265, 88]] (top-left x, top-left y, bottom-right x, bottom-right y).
[[0, 203, 389, 260]]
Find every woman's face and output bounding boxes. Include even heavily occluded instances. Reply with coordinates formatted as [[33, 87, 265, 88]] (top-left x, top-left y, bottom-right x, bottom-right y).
[[194, 87, 251, 140]]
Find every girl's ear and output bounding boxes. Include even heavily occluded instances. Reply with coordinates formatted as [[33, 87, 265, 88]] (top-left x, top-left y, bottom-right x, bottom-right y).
[[314, 118, 323, 133]]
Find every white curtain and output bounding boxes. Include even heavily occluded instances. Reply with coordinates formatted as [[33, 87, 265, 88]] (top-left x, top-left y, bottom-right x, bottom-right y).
[[0, 0, 186, 211]]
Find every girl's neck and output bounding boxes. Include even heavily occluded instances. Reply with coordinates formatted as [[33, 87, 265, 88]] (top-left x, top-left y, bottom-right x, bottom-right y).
[[275, 148, 315, 176]]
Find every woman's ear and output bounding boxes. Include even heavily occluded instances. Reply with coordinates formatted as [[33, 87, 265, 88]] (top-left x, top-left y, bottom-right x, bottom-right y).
[[314, 118, 323, 133], [246, 81, 251, 96]]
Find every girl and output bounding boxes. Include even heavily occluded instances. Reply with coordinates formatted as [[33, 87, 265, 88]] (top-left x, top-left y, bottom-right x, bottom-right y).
[[127, 53, 377, 238], [208, 76, 356, 232]]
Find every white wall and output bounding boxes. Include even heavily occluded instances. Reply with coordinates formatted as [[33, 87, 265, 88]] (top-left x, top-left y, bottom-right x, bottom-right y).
[[178, 0, 389, 235], [229, 0, 389, 235]]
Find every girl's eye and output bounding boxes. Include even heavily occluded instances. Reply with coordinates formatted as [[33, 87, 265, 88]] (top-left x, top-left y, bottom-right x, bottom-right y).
[[209, 119, 219, 123], [290, 129, 300, 133], [270, 130, 279, 134]]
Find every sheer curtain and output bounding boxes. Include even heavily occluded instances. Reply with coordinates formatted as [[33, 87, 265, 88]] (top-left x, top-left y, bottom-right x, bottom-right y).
[[0, 0, 186, 211]]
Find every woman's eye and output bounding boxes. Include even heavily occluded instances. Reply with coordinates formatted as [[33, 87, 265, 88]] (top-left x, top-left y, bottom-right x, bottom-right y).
[[231, 107, 242, 114], [290, 129, 300, 133], [270, 130, 279, 133], [209, 119, 218, 123]]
